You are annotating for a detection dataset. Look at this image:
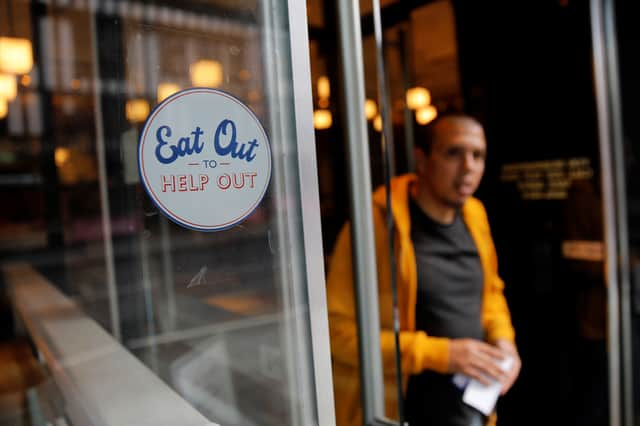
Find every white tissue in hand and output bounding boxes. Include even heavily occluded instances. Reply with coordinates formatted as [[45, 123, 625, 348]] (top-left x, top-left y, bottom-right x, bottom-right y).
[[461, 355, 514, 416]]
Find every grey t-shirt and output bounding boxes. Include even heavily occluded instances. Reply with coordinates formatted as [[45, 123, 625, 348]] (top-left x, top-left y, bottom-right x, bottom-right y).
[[404, 198, 485, 425]]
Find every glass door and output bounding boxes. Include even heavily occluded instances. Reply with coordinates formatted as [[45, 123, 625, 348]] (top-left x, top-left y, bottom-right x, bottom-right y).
[[317, 1, 621, 425], [0, 1, 334, 425]]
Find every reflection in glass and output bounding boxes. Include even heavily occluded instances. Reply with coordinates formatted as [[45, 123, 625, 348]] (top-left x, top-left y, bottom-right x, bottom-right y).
[[0, 1, 319, 425]]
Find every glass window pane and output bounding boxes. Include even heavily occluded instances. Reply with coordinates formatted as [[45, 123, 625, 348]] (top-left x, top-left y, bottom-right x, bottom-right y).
[[0, 1, 323, 425]]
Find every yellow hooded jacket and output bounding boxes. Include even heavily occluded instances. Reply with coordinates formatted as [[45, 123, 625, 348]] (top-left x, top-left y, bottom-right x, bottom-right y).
[[326, 174, 515, 426]]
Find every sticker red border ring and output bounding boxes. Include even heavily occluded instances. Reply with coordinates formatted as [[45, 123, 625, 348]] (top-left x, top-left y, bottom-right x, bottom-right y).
[[137, 88, 272, 232]]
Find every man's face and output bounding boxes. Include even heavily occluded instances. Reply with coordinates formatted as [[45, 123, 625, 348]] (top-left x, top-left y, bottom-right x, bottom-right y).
[[416, 117, 487, 208]]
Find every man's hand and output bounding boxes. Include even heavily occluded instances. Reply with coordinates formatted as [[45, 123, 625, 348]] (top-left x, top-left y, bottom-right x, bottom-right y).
[[495, 339, 521, 395], [447, 338, 508, 385]]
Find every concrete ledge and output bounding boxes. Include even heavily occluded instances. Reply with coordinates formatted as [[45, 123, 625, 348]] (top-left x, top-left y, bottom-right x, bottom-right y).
[[4, 262, 217, 426]]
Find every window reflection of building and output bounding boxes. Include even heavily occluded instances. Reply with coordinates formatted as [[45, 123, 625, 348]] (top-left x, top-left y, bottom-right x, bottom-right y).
[[1, 2, 290, 424], [1, 1, 269, 289]]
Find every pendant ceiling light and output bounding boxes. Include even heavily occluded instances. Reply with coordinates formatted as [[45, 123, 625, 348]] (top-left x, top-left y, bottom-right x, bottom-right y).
[[0, 73, 17, 100], [1, 2, 33, 75], [416, 105, 438, 125], [365, 99, 377, 121], [0, 37, 33, 75], [126, 99, 150, 123], [313, 109, 332, 130], [406, 86, 431, 110], [0, 96, 7, 119], [157, 82, 180, 103], [373, 115, 382, 132], [190, 60, 223, 88]]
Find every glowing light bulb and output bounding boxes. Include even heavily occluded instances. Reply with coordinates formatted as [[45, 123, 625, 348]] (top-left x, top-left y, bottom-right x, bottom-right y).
[[365, 99, 377, 120], [317, 76, 330, 100], [54, 147, 71, 167], [0, 74, 17, 100], [313, 109, 332, 130], [126, 99, 150, 123], [416, 105, 438, 125], [0, 97, 7, 119], [0, 37, 33, 75], [373, 115, 382, 132], [406, 86, 431, 110], [157, 82, 180, 102], [190, 60, 223, 87]]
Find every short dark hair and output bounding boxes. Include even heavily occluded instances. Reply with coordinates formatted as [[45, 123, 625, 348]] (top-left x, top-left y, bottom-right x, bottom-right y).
[[414, 112, 483, 154]]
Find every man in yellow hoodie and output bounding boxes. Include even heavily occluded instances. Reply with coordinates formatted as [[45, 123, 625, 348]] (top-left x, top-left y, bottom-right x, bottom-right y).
[[326, 114, 520, 425]]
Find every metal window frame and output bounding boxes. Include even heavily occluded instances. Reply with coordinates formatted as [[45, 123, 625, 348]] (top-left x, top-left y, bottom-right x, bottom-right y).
[[590, 0, 632, 425], [600, 2, 634, 424], [89, 9, 121, 341], [286, 1, 337, 425], [336, 0, 396, 424]]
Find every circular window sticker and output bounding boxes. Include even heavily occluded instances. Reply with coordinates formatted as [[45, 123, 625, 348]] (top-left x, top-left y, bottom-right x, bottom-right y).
[[138, 88, 272, 231]]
